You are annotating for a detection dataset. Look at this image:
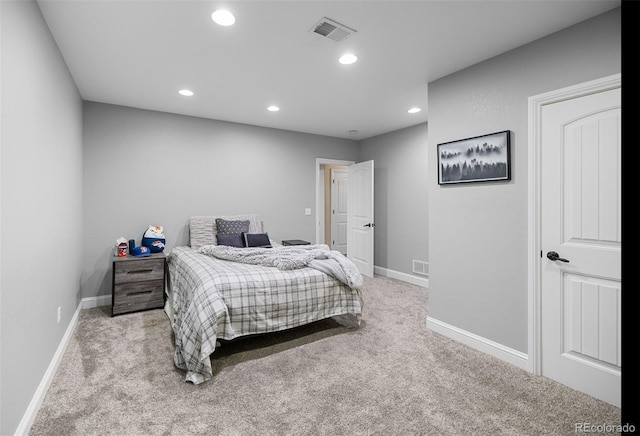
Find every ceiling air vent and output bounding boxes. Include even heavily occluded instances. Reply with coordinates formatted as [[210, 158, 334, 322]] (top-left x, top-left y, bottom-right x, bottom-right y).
[[310, 17, 356, 42]]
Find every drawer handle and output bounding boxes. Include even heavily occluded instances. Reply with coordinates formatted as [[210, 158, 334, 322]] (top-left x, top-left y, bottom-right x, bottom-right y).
[[127, 290, 154, 296], [127, 269, 154, 274]]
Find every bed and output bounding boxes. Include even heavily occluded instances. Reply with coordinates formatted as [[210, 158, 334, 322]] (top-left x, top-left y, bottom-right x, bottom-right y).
[[165, 214, 364, 384]]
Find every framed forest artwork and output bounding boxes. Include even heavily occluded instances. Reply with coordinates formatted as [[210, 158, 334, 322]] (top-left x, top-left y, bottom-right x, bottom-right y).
[[437, 130, 511, 185]]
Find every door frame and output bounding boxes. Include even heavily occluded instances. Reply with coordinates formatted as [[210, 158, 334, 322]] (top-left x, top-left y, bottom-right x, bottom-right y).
[[315, 158, 355, 245], [526, 73, 621, 374]]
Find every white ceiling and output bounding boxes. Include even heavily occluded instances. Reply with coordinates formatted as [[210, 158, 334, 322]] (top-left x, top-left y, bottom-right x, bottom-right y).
[[37, 0, 620, 140]]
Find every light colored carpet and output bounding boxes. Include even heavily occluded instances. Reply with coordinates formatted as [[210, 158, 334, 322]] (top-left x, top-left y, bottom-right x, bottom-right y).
[[29, 275, 620, 435]]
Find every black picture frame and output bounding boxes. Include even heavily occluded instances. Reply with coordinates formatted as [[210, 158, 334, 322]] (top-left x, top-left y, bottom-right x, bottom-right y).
[[437, 130, 511, 185]]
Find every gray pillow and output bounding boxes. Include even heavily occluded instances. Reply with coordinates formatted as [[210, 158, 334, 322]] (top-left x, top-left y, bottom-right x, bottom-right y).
[[216, 219, 249, 235], [216, 233, 245, 248]]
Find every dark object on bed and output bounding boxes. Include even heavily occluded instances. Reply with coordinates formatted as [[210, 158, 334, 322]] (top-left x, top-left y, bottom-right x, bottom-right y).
[[215, 218, 249, 234], [244, 232, 272, 248], [216, 233, 245, 247], [215, 218, 250, 247]]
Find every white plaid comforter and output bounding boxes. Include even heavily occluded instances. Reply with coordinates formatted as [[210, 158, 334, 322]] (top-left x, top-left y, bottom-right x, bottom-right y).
[[167, 246, 364, 384]]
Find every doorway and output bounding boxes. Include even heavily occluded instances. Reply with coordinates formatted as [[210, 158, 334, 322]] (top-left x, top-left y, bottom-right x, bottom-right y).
[[330, 168, 348, 254], [315, 158, 375, 277], [315, 158, 354, 247]]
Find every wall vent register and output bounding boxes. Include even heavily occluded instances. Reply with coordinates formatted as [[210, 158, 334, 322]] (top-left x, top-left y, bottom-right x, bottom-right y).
[[412, 260, 429, 276]]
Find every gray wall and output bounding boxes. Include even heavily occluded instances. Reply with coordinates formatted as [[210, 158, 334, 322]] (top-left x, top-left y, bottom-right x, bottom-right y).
[[360, 123, 429, 276], [0, 1, 84, 434], [427, 8, 621, 353], [82, 102, 359, 298]]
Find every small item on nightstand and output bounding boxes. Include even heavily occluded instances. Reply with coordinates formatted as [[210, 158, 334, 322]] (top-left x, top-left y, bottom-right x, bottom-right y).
[[142, 225, 166, 253], [115, 237, 128, 257], [131, 246, 151, 257]]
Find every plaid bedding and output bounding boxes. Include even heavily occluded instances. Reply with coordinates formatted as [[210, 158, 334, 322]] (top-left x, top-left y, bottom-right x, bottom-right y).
[[197, 244, 363, 290], [167, 246, 364, 384]]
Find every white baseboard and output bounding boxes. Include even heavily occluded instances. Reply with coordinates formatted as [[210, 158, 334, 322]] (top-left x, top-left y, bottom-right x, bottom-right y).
[[426, 316, 529, 371], [14, 295, 111, 435], [14, 300, 83, 435], [374, 266, 429, 289], [374, 268, 527, 370], [82, 294, 112, 309]]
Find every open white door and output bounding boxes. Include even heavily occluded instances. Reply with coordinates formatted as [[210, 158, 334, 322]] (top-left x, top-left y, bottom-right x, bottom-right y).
[[347, 160, 374, 277]]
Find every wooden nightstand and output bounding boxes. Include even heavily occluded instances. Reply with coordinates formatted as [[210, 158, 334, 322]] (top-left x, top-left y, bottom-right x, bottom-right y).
[[112, 252, 165, 316]]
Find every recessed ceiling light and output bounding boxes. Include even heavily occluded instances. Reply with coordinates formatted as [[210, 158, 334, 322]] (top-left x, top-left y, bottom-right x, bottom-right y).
[[408, 107, 421, 114], [178, 89, 194, 96], [338, 54, 358, 65], [211, 9, 235, 26], [267, 105, 280, 112]]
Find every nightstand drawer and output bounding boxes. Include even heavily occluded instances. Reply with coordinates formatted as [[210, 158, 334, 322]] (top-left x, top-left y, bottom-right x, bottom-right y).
[[113, 258, 164, 284], [112, 279, 164, 315]]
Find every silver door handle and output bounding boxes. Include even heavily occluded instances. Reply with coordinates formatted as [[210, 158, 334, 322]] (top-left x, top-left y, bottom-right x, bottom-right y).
[[363, 223, 375, 228]]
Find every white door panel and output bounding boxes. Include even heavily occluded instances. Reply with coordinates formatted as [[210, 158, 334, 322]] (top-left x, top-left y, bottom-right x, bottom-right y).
[[347, 160, 374, 277], [331, 169, 348, 254], [540, 86, 621, 406]]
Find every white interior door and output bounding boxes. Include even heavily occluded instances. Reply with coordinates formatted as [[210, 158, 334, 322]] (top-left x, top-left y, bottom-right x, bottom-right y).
[[540, 85, 621, 407], [347, 160, 374, 277], [331, 168, 348, 255]]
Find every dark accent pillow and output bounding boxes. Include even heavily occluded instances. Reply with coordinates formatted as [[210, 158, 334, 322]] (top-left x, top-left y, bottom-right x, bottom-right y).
[[216, 219, 250, 235], [216, 233, 245, 248], [244, 233, 272, 248]]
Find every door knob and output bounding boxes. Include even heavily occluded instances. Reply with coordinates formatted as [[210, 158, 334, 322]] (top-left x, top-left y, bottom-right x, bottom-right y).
[[363, 223, 375, 228], [546, 251, 569, 263]]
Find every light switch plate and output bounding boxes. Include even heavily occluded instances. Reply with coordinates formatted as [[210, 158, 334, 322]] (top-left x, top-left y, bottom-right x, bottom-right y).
[[305, 208, 312, 216]]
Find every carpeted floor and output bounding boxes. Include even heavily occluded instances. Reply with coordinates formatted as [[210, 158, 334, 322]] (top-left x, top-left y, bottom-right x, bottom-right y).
[[29, 275, 620, 435]]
